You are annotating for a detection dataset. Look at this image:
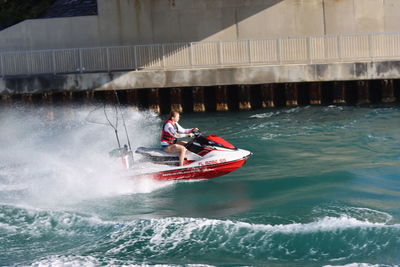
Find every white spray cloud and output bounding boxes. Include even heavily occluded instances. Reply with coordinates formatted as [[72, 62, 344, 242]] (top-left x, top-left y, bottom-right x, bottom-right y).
[[0, 105, 171, 208]]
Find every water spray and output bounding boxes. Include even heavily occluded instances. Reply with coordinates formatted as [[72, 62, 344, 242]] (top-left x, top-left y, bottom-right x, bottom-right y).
[[104, 103, 121, 149], [113, 90, 132, 151]]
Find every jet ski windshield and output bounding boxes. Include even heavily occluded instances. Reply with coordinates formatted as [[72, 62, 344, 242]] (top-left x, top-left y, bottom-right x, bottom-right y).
[[194, 134, 237, 150]]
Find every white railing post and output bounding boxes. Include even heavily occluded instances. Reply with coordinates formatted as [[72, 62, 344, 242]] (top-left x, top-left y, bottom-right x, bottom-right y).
[[324, 35, 328, 62], [189, 42, 194, 68], [26, 51, 31, 75], [12, 53, 16, 76], [161, 45, 165, 69], [307, 36, 312, 64], [369, 33, 374, 61], [247, 39, 252, 64], [218, 41, 223, 66], [133, 45, 138, 70], [106, 47, 110, 73], [337, 35, 342, 61], [52, 50, 56, 75], [0, 53, 3, 78], [79, 48, 83, 73], [277, 38, 281, 64], [160, 45, 163, 69]]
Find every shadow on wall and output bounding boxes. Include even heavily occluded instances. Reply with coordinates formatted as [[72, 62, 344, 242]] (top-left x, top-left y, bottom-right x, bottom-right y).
[[147, 0, 285, 42], [0, 0, 289, 77], [121, 0, 285, 70]]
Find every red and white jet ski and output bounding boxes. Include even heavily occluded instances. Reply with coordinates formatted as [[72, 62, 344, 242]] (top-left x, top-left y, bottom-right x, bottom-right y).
[[117, 131, 252, 180]]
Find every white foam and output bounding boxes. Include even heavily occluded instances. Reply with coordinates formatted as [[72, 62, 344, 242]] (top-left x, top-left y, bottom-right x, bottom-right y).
[[313, 206, 393, 224], [28, 255, 99, 267], [0, 106, 173, 207], [0, 203, 115, 239], [28, 255, 216, 267], [105, 215, 399, 257], [324, 264, 380, 267], [224, 215, 392, 234], [0, 222, 17, 232], [250, 112, 278, 119]]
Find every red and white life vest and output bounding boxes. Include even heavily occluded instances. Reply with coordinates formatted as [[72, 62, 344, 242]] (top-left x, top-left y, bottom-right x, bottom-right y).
[[160, 120, 178, 144]]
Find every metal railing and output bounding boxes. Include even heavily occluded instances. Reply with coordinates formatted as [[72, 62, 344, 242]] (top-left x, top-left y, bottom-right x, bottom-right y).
[[2, 32, 400, 77]]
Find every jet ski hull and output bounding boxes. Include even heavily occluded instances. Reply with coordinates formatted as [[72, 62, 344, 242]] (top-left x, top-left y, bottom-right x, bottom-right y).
[[131, 156, 250, 180], [116, 133, 252, 181]]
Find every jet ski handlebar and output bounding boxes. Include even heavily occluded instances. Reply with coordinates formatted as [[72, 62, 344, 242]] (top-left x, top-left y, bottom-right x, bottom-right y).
[[191, 128, 201, 137]]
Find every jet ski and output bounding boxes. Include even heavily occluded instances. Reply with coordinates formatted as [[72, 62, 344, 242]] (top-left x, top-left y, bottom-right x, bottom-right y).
[[113, 130, 252, 181]]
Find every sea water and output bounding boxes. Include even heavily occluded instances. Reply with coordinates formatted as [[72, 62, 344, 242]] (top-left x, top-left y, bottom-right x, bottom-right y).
[[0, 104, 400, 266]]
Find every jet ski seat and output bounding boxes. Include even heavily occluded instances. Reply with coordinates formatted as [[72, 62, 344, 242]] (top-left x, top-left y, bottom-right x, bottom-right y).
[[135, 147, 181, 162]]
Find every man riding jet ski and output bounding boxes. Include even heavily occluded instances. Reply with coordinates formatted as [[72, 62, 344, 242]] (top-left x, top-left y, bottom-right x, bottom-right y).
[[160, 111, 197, 166], [134, 130, 252, 180], [109, 110, 252, 180], [132, 112, 252, 180]]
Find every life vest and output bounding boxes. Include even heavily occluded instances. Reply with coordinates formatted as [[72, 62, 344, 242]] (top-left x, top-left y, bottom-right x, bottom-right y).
[[160, 120, 178, 144]]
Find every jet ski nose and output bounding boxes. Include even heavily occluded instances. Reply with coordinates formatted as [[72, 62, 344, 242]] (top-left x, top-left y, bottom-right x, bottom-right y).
[[244, 152, 253, 159], [239, 149, 253, 157]]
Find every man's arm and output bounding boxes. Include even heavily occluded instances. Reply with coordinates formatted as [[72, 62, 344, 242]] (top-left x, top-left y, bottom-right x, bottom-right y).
[[176, 122, 192, 134]]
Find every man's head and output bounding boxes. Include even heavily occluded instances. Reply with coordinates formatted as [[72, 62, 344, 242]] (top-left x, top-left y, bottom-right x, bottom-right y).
[[169, 111, 180, 122]]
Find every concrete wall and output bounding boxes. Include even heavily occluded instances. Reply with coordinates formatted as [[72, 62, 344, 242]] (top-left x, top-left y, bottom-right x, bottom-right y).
[[2, 60, 400, 94], [0, 16, 100, 51], [2, 0, 400, 52]]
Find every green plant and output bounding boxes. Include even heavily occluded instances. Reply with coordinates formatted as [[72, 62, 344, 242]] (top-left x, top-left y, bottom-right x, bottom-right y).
[[0, 0, 54, 30]]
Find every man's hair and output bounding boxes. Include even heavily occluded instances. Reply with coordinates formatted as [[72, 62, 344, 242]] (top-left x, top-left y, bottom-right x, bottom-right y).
[[169, 110, 179, 119]]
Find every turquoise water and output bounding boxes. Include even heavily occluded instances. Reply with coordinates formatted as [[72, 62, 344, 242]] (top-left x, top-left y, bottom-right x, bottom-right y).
[[1, 105, 400, 266]]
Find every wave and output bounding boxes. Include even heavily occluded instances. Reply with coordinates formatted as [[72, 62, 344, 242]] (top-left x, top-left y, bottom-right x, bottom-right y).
[[324, 264, 391, 267], [28, 256, 100, 267], [2, 203, 400, 266], [28, 255, 217, 267], [84, 216, 400, 265]]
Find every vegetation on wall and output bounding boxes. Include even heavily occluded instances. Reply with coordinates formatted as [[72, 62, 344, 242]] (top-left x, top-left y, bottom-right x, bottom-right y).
[[0, 0, 54, 30]]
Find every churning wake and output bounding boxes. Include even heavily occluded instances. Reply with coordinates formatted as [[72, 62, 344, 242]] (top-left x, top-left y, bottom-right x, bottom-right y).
[[0, 105, 173, 208]]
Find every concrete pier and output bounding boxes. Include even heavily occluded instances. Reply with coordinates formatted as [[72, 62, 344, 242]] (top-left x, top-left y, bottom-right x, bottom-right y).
[[260, 84, 275, 108], [238, 85, 252, 111], [62, 91, 73, 103], [126, 89, 140, 110], [85, 91, 94, 105], [1, 79, 398, 114], [104, 91, 117, 104], [148, 88, 161, 114], [216, 86, 228, 112], [357, 81, 370, 105], [333, 81, 346, 105], [42, 92, 54, 120], [309, 83, 322, 105], [62, 91, 75, 119], [192, 87, 205, 112], [3, 60, 400, 96], [381, 80, 397, 103], [285, 83, 298, 107], [170, 88, 183, 113], [22, 94, 34, 107], [1, 95, 11, 107]]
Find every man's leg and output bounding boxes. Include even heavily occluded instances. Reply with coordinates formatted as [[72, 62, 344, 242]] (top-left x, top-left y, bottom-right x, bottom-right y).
[[164, 144, 187, 166], [176, 140, 187, 145]]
